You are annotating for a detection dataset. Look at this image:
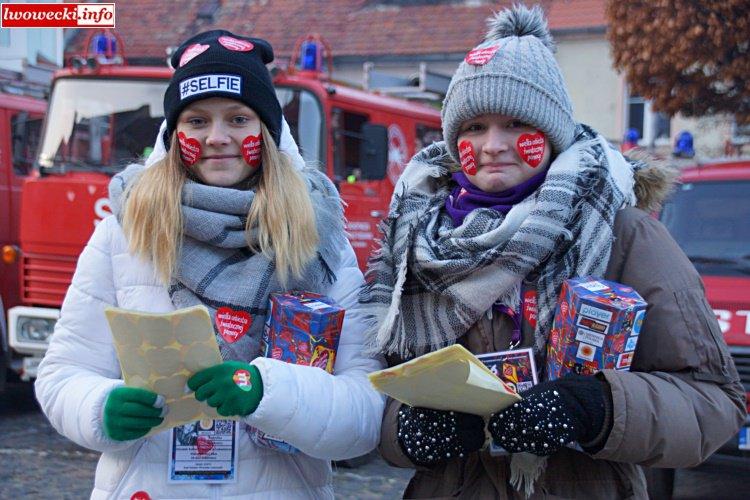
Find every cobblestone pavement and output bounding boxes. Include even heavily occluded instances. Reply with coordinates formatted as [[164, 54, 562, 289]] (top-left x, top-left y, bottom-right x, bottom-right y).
[[2, 381, 748, 499]]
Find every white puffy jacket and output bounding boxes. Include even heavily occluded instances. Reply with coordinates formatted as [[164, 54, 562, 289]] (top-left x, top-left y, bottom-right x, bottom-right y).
[[35, 213, 385, 499]]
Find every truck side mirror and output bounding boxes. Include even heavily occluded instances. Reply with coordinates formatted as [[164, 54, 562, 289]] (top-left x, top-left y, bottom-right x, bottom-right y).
[[359, 123, 388, 181], [11, 112, 30, 174]]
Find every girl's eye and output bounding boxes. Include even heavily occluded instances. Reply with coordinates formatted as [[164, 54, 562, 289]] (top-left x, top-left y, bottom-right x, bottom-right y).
[[185, 117, 205, 127], [232, 116, 250, 125], [462, 122, 484, 133], [508, 120, 526, 128]]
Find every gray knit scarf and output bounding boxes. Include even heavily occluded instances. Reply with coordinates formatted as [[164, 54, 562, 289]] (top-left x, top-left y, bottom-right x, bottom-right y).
[[110, 165, 344, 363], [360, 124, 638, 360]]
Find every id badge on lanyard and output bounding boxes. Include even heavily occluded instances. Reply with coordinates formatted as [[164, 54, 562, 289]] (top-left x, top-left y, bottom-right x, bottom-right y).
[[168, 419, 239, 483]]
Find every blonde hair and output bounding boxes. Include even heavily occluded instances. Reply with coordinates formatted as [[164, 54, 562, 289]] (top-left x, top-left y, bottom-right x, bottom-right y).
[[122, 123, 319, 286]]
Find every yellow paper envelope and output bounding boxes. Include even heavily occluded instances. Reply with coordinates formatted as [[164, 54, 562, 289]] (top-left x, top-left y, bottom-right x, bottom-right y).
[[368, 344, 521, 416], [105, 305, 233, 435]]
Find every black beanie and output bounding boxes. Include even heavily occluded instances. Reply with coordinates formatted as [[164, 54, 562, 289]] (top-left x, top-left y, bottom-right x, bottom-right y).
[[163, 30, 282, 148]]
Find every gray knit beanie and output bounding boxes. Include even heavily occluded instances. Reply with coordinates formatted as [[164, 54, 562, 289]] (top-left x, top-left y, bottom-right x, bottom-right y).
[[442, 4, 575, 163]]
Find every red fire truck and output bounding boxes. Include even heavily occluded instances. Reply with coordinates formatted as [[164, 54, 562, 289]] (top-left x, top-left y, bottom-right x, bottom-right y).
[[2, 33, 441, 382], [0, 92, 46, 389], [658, 159, 750, 461]]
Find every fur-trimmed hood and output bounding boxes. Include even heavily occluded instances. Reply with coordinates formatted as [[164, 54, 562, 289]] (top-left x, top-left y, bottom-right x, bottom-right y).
[[630, 150, 679, 213]]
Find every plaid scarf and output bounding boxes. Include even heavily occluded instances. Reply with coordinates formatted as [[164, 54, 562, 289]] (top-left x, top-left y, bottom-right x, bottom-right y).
[[110, 165, 343, 363], [360, 124, 638, 359]]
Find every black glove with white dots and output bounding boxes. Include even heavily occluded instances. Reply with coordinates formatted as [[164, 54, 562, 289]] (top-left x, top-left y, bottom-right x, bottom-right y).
[[488, 374, 611, 456], [397, 405, 485, 466]]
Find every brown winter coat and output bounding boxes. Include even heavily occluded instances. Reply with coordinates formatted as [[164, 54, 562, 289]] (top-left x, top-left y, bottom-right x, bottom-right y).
[[378, 204, 747, 498]]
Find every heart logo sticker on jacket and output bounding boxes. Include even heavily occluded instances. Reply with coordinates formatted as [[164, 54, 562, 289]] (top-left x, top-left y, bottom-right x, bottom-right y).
[[523, 289, 538, 328], [215, 307, 252, 343], [517, 132, 546, 168], [465, 44, 500, 66], [218, 36, 254, 52], [458, 140, 477, 175], [179, 43, 209, 67], [196, 435, 214, 455], [178, 132, 202, 166]]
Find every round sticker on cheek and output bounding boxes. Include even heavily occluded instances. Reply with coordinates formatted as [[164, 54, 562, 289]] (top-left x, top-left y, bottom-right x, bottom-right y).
[[516, 132, 546, 168], [178, 132, 202, 167], [458, 140, 477, 175], [242, 134, 262, 167]]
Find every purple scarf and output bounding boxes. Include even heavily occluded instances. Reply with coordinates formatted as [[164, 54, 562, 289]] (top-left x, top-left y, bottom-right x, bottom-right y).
[[445, 171, 547, 227]]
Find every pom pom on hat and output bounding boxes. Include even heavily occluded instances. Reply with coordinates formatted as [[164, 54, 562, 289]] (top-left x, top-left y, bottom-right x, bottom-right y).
[[485, 4, 555, 51]]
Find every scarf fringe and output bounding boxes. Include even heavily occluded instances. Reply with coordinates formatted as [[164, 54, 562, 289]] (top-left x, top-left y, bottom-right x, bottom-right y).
[[510, 453, 548, 498]]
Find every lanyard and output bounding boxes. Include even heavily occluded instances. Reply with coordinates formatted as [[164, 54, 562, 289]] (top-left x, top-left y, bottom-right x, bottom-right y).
[[493, 303, 522, 349]]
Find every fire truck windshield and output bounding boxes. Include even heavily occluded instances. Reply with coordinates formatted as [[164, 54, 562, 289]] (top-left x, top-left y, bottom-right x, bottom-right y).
[[660, 180, 750, 276], [275, 86, 323, 168], [38, 78, 168, 172]]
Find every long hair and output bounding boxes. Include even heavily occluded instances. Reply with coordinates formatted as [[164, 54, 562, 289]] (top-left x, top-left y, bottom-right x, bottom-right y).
[[122, 123, 319, 286]]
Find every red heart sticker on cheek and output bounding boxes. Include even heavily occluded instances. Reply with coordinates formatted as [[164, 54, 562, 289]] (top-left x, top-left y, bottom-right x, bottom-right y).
[[196, 436, 214, 455], [458, 140, 477, 175], [242, 134, 262, 167], [516, 132, 546, 168], [178, 132, 202, 167], [215, 307, 252, 343]]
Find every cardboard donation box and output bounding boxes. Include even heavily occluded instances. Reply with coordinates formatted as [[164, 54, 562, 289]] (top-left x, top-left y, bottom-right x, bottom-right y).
[[249, 291, 344, 454], [546, 277, 647, 380]]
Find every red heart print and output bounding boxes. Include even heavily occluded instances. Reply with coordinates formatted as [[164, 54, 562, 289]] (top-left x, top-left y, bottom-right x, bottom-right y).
[[242, 134, 262, 167], [218, 36, 254, 52], [458, 140, 477, 175], [130, 492, 151, 500], [215, 307, 252, 343], [465, 44, 500, 66], [522, 289, 538, 328], [196, 435, 214, 455], [179, 43, 209, 67], [516, 132, 546, 168], [178, 132, 202, 167]]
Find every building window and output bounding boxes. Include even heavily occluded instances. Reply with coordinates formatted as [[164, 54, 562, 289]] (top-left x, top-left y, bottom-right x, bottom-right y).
[[627, 94, 671, 146]]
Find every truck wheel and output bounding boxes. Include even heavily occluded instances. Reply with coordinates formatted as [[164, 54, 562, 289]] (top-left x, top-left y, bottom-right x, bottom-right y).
[[644, 467, 675, 500]]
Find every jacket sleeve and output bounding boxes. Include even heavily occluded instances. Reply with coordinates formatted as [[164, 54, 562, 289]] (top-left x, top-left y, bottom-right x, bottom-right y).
[[594, 208, 747, 467], [34, 216, 132, 453], [244, 234, 386, 460]]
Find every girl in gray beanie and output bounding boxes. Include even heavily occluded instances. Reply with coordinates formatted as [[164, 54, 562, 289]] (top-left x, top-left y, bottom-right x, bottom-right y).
[[361, 4, 744, 499]]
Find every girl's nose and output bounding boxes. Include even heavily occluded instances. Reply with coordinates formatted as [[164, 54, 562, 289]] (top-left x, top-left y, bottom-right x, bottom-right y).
[[205, 122, 230, 146], [482, 126, 511, 155]]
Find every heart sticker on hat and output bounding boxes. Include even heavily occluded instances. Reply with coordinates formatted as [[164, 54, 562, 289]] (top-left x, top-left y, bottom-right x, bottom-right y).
[[215, 307, 252, 343], [218, 36, 254, 52], [516, 132, 546, 168], [458, 140, 477, 175], [242, 134, 262, 167], [178, 132, 202, 166], [179, 43, 209, 67], [465, 44, 500, 66], [196, 436, 214, 455]]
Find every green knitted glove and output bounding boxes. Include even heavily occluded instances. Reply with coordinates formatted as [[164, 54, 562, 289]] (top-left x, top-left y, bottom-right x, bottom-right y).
[[188, 361, 263, 417], [103, 386, 165, 441]]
